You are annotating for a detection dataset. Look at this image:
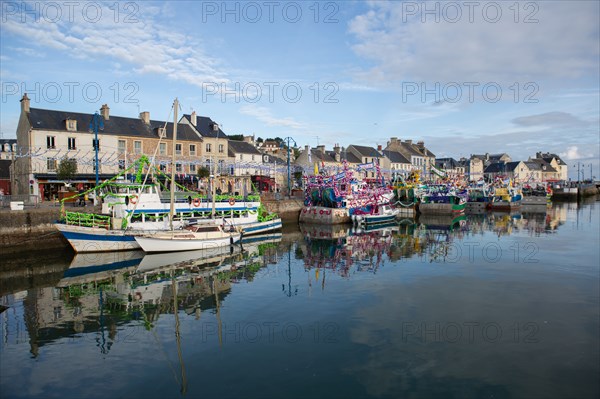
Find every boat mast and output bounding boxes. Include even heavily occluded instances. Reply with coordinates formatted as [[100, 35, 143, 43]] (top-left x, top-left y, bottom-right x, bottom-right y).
[[170, 98, 179, 231]]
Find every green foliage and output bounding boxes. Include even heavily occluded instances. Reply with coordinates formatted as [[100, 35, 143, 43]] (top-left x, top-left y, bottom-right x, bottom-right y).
[[228, 134, 244, 141], [256, 137, 264, 143], [197, 166, 210, 179], [57, 157, 77, 181]]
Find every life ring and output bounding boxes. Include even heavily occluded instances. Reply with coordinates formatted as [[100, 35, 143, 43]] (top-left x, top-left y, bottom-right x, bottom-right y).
[[192, 198, 201, 207], [228, 198, 236, 206], [130, 195, 138, 205]]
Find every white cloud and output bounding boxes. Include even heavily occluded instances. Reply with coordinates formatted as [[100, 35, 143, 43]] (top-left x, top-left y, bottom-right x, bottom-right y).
[[1, 7, 229, 89], [560, 146, 591, 161], [239, 105, 305, 129], [348, 1, 599, 85]]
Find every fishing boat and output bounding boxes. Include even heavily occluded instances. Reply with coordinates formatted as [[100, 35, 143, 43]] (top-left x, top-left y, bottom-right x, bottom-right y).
[[521, 183, 552, 206], [352, 203, 399, 226], [490, 186, 522, 211], [300, 161, 395, 224], [417, 184, 467, 215], [465, 184, 493, 213]]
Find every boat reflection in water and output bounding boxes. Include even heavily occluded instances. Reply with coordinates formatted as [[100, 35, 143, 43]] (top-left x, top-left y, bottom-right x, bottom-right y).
[[298, 206, 565, 278], [17, 233, 283, 359]]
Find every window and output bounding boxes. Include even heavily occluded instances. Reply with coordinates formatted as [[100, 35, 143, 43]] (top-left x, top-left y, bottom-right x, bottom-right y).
[[159, 164, 166, 172], [68, 137, 76, 150], [175, 143, 182, 155], [92, 139, 100, 151], [67, 119, 77, 131], [189, 164, 196, 173], [47, 158, 57, 171], [118, 160, 125, 170], [118, 140, 126, 154], [218, 144, 224, 153], [176, 163, 182, 172], [93, 163, 101, 173], [134, 141, 142, 154], [206, 143, 212, 153], [47, 136, 55, 149], [189, 144, 196, 156], [159, 143, 167, 156]]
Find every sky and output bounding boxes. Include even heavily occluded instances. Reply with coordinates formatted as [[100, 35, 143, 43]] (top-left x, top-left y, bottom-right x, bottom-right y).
[[1, 1, 599, 179]]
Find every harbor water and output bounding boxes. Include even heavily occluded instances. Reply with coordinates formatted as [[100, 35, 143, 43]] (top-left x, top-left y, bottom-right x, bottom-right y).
[[1, 200, 598, 398]]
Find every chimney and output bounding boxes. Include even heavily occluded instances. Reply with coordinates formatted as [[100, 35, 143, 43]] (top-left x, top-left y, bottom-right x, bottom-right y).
[[536, 152, 542, 158], [416, 141, 424, 149], [20, 93, 30, 113], [304, 145, 310, 153], [100, 104, 110, 120], [317, 145, 325, 154], [377, 144, 382, 151], [334, 144, 340, 154], [140, 111, 150, 124], [191, 111, 197, 126], [405, 139, 412, 145]]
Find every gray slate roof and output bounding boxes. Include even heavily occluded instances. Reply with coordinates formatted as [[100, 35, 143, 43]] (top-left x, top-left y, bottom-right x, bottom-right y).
[[228, 140, 262, 155], [382, 150, 410, 164], [27, 108, 201, 141], [181, 114, 228, 139], [348, 145, 382, 158]]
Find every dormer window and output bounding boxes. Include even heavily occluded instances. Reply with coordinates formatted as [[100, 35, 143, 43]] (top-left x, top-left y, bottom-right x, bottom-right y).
[[158, 127, 166, 138], [212, 123, 219, 132], [66, 119, 77, 131]]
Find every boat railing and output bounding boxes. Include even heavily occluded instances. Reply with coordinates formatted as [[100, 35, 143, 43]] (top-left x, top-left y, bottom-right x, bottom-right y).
[[64, 211, 111, 229]]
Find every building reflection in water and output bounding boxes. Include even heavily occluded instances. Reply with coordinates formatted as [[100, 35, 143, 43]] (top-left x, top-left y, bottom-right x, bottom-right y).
[[0, 204, 570, 357], [4, 233, 283, 358]]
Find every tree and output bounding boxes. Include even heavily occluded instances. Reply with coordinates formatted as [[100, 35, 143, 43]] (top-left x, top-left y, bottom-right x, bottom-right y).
[[228, 134, 244, 141], [57, 157, 77, 182], [197, 166, 210, 179], [256, 137, 264, 143]]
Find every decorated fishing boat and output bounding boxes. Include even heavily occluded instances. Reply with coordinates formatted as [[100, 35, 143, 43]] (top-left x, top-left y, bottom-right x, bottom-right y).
[[417, 184, 467, 215], [490, 186, 522, 211], [390, 171, 420, 216], [465, 182, 493, 213], [300, 160, 395, 224], [521, 183, 552, 206]]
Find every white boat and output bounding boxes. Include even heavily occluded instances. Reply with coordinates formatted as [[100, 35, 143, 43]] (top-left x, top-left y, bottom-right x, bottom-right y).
[[352, 204, 399, 225], [135, 219, 241, 253]]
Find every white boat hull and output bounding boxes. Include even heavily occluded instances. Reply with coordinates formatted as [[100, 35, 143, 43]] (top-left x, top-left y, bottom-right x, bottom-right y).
[[55, 223, 140, 253], [135, 232, 241, 253], [238, 218, 282, 236]]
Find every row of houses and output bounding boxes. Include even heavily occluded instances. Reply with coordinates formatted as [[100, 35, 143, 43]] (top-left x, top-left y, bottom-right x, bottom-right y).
[[4, 94, 568, 200], [11, 95, 269, 201], [434, 152, 568, 183]]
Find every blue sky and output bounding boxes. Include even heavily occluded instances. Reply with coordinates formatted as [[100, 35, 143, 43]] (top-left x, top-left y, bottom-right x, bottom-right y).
[[1, 1, 598, 178]]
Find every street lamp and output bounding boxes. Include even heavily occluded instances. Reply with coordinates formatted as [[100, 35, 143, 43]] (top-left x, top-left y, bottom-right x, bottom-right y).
[[89, 111, 104, 186], [281, 137, 296, 196]]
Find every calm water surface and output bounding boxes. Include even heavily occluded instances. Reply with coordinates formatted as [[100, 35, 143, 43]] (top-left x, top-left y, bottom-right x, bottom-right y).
[[1, 200, 599, 399]]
